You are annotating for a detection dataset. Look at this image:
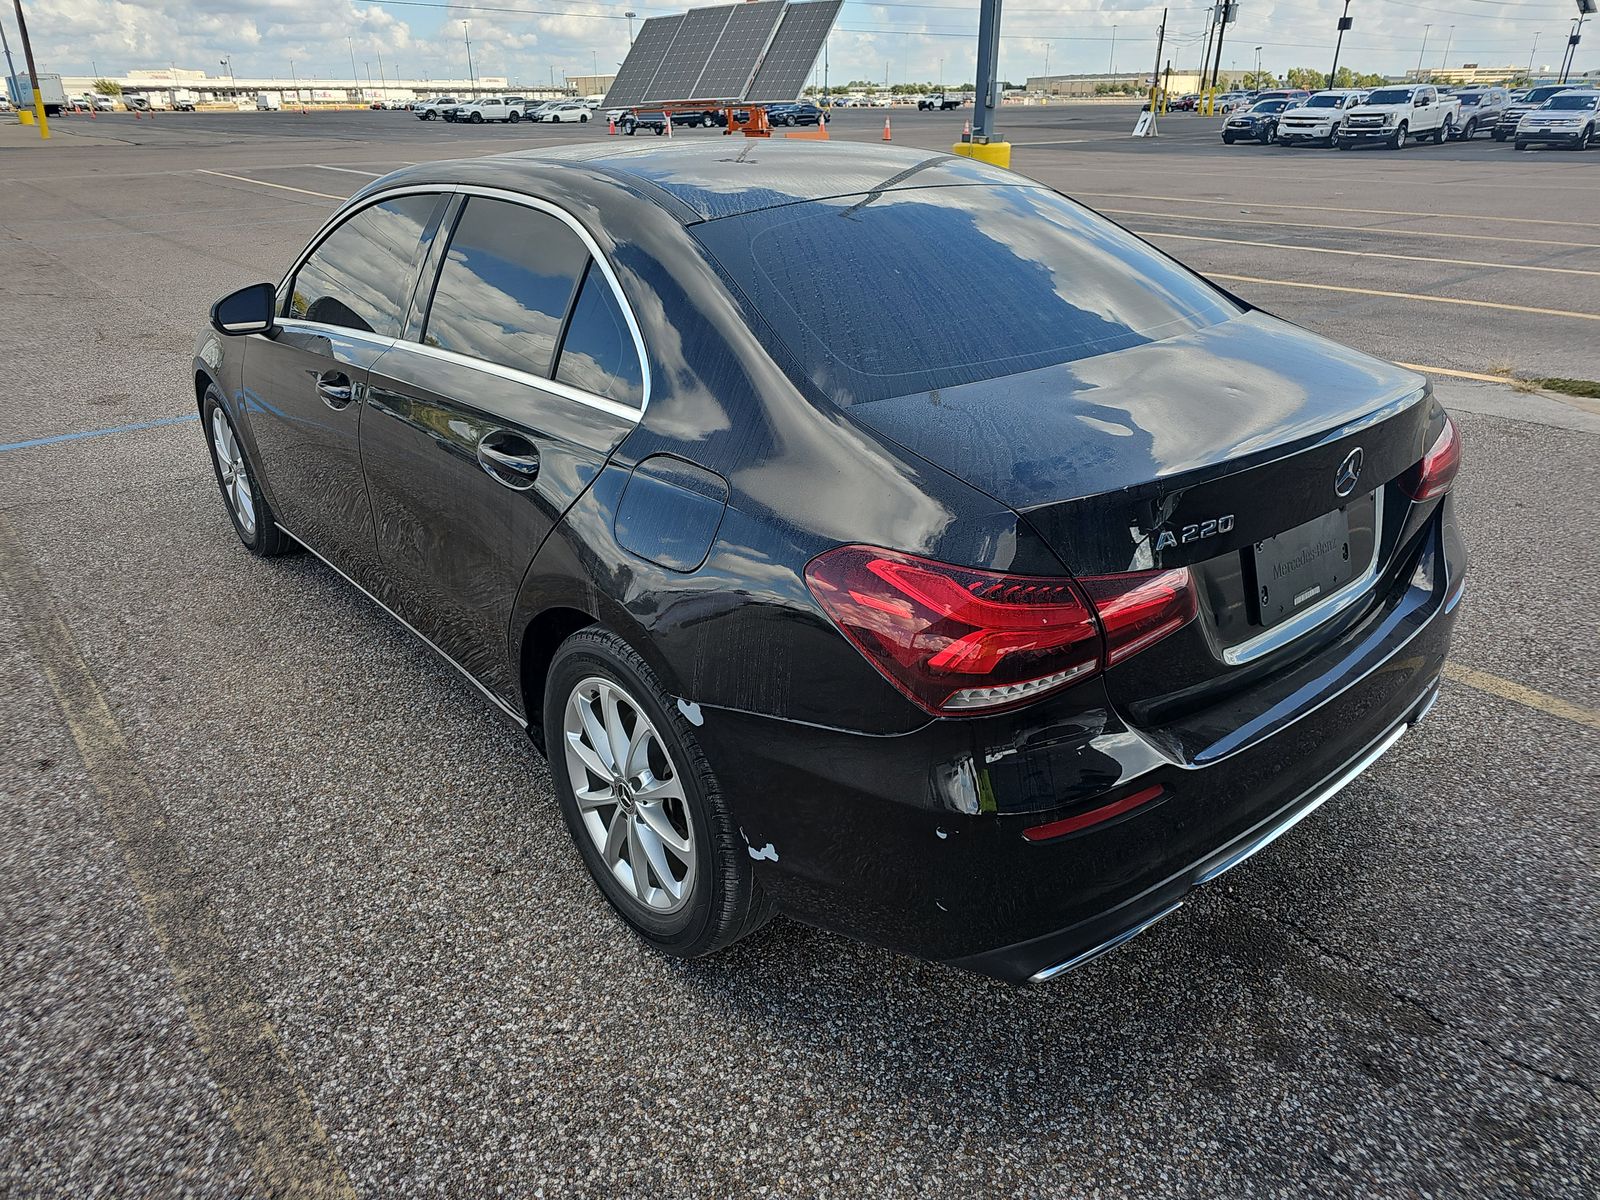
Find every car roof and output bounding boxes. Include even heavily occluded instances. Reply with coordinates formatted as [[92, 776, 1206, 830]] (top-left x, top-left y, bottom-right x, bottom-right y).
[[372, 141, 1025, 223]]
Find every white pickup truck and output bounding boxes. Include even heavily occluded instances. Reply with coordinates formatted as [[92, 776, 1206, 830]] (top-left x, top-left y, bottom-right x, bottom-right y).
[[1336, 85, 1459, 150], [453, 96, 529, 123]]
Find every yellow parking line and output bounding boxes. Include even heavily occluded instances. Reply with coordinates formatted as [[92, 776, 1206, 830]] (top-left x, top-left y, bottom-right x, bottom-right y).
[[1137, 231, 1600, 277], [1394, 362, 1516, 384], [1075, 190, 1597, 229], [0, 513, 357, 1199], [1444, 663, 1600, 732], [196, 169, 343, 200], [1210, 274, 1600, 321], [1098, 207, 1600, 251]]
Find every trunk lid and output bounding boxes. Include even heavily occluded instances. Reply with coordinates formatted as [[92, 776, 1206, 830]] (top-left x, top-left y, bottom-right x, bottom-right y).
[[846, 312, 1435, 707]]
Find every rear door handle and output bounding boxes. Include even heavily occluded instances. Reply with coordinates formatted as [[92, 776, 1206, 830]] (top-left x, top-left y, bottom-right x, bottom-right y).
[[477, 429, 540, 490], [316, 370, 355, 409]]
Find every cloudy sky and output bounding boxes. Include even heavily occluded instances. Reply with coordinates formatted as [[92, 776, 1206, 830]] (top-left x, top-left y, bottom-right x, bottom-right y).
[[5, 0, 1590, 87]]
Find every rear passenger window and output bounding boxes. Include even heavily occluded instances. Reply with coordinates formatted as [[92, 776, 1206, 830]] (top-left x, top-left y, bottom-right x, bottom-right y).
[[555, 262, 644, 408], [288, 194, 438, 336], [423, 197, 588, 379]]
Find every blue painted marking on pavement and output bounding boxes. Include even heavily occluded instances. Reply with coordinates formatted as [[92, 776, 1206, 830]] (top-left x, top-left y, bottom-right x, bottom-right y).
[[0, 414, 201, 453]]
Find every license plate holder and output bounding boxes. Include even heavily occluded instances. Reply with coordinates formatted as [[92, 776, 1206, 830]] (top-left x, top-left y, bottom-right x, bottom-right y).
[[1250, 507, 1356, 629]]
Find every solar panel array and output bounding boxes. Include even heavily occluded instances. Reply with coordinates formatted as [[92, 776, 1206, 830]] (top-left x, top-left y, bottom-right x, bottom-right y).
[[745, 0, 844, 102], [602, 0, 840, 109]]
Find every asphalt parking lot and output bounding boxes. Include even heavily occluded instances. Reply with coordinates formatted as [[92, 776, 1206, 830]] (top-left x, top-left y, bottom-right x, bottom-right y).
[[2, 104, 1596, 1198]]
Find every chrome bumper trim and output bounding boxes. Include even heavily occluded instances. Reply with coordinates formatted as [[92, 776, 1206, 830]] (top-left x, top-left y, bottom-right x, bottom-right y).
[[1029, 902, 1184, 984]]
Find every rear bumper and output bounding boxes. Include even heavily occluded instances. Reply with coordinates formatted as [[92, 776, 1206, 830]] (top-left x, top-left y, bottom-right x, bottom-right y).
[[695, 500, 1463, 982]]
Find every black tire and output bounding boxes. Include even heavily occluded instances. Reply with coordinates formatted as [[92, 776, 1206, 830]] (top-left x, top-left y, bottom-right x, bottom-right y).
[[470, 111, 483, 124], [1515, 140, 1529, 151], [580, 113, 589, 122], [545, 627, 773, 958], [1493, 129, 1506, 141], [200, 386, 295, 557], [1222, 134, 1235, 145], [508, 110, 520, 123], [1458, 118, 1475, 141], [1389, 122, 1407, 150], [1259, 125, 1274, 145], [1574, 125, 1591, 151], [1335, 136, 1350, 150], [1433, 121, 1447, 144], [654, 124, 665, 135], [702, 114, 714, 128], [624, 123, 636, 135]]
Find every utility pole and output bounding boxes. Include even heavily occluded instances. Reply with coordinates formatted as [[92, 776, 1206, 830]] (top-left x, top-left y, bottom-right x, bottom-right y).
[[290, 58, 297, 104], [1416, 24, 1431, 78], [1145, 8, 1167, 134], [971, 0, 1001, 142], [0, 15, 18, 83], [1210, 2, 1233, 90], [1254, 45, 1262, 80], [1526, 32, 1539, 80], [10, 0, 46, 137], [1328, 0, 1352, 90], [1440, 24, 1453, 70], [1110, 24, 1118, 76], [463, 21, 475, 92], [377, 46, 387, 96], [1200, 5, 1217, 100], [625, 11, 636, 45]]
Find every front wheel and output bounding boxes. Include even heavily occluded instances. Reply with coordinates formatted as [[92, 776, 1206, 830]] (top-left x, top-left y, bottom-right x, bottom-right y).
[[1335, 137, 1350, 150], [1457, 118, 1475, 141], [1389, 123, 1407, 150], [1515, 140, 1530, 151], [702, 115, 714, 128], [1493, 129, 1506, 142], [201, 387, 295, 557], [1259, 125, 1275, 145], [545, 628, 773, 959], [1574, 125, 1592, 150], [1222, 134, 1235, 144], [623, 122, 636, 135], [1433, 121, 1448, 144]]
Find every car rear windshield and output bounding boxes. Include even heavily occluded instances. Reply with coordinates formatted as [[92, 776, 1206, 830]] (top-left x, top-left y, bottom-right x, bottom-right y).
[[691, 184, 1239, 407]]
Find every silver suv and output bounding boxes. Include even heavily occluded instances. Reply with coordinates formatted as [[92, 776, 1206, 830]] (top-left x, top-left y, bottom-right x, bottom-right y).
[[1449, 87, 1510, 140], [1494, 84, 1577, 141]]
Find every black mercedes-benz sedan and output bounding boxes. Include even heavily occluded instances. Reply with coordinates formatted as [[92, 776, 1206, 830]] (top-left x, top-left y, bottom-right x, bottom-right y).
[[193, 142, 1464, 983]]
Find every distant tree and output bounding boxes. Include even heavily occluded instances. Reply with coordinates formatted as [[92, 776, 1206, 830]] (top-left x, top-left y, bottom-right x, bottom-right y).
[[93, 78, 122, 96], [1285, 66, 1322, 90], [1353, 71, 1386, 87], [1241, 69, 1276, 89]]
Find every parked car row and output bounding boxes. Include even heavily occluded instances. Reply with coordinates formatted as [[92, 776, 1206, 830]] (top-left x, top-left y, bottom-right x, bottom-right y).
[[609, 102, 827, 135], [414, 95, 597, 124], [1220, 85, 1598, 151]]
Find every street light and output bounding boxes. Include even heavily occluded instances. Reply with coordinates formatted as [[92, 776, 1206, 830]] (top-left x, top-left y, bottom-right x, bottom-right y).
[[1110, 25, 1118, 75], [625, 11, 637, 44], [1440, 24, 1454, 70], [1328, 0, 1353, 91], [1254, 45, 1262, 80], [463, 20, 475, 92], [1416, 24, 1431, 77], [1526, 32, 1540, 79]]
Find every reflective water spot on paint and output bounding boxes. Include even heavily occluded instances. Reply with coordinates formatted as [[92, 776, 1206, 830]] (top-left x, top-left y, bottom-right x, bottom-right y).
[[748, 842, 779, 862], [677, 697, 704, 726]]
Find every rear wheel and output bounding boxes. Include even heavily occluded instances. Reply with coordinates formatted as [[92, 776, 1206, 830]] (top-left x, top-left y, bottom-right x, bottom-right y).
[[545, 628, 772, 958], [508, 110, 520, 123], [702, 114, 714, 128], [470, 111, 483, 123], [580, 113, 589, 122], [201, 387, 294, 557]]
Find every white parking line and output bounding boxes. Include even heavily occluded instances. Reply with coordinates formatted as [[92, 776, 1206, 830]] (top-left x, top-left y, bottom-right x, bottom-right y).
[[313, 165, 384, 177], [1073, 190, 1600, 228], [195, 170, 343, 200], [1096, 206, 1600, 251], [1211, 274, 1600, 320], [1136, 230, 1600, 277]]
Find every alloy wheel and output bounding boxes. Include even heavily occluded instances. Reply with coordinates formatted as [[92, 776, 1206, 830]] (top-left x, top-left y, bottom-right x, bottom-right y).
[[563, 677, 696, 914], [210, 408, 257, 538]]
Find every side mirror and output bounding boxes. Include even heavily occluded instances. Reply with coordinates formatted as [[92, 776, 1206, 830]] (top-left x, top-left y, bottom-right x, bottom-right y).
[[210, 282, 278, 336]]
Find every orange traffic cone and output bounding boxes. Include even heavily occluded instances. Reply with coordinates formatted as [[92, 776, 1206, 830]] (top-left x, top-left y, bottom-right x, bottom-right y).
[[89, 107, 96, 119], [882, 116, 891, 141], [608, 116, 616, 135], [961, 118, 971, 142]]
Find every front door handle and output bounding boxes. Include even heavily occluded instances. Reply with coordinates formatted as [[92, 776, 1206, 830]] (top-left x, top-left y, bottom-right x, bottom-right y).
[[477, 429, 540, 490], [316, 370, 355, 409]]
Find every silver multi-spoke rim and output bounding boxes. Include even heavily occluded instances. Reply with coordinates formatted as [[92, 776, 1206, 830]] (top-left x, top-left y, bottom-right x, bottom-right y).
[[210, 408, 256, 537], [564, 676, 695, 914]]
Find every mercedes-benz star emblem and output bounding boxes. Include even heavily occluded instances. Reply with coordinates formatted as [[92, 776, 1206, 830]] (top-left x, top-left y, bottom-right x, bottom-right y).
[[1334, 447, 1364, 498]]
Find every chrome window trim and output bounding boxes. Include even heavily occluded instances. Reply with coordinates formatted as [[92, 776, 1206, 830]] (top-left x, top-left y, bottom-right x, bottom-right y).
[[275, 184, 452, 323], [389, 339, 643, 423], [275, 182, 651, 424], [276, 520, 528, 729], [1222, 487, 1386, 667], [444, 184, 651, 421], [272, 319, 399, 352]]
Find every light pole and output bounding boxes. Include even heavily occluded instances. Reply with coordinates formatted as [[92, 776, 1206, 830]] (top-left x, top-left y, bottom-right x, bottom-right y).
[[1043, 40, 1050, 80], [1110, 25, 1118, 76], [625, 11, 636, 44], [1254, 45, 1262, 80], [347, 36, 358, 95], [1526, 32, 1539, 80], [289, 58, 297, 103], [1416, 24, 1431, 78], [10, 0, 48, 138], [377, 46, 387, 96], [1328, 0, 1352, 90], [1439, 24, 1453, 70], [463, 21, 475, 92], [0, 16, 17, 84]]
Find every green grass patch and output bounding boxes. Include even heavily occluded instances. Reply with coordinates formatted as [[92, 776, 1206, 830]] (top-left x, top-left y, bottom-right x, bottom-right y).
[[1528, 377, 1600, 400]]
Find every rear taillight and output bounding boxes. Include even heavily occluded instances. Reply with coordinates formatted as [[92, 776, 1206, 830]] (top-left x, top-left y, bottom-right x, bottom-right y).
[[1399, 412, 1461, 502], [804, 546, 1196, 715]]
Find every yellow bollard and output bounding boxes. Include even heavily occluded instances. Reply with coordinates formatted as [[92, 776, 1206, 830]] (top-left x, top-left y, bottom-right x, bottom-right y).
[[18, 107, 33, 124]]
